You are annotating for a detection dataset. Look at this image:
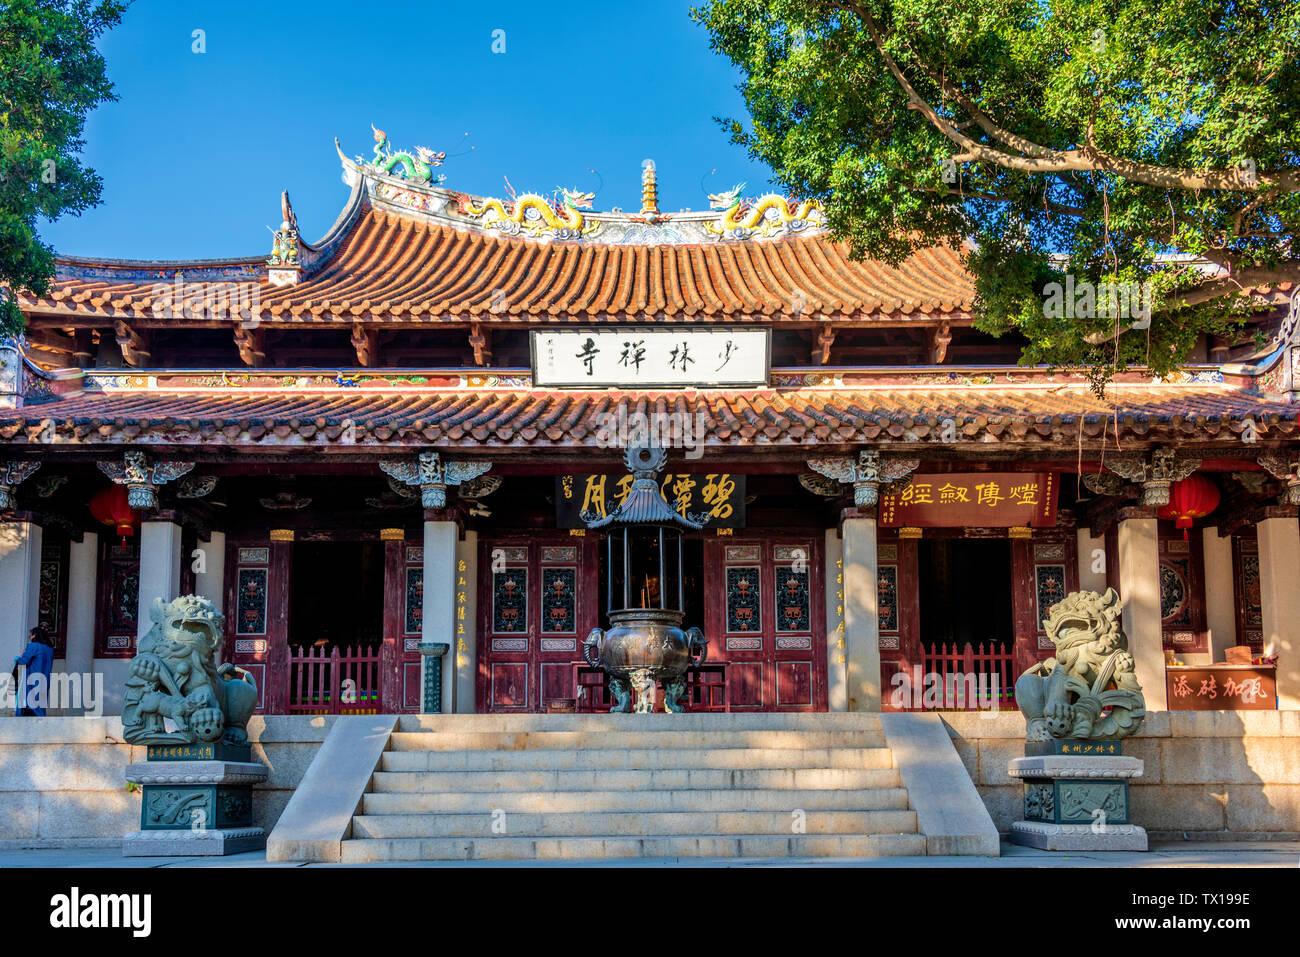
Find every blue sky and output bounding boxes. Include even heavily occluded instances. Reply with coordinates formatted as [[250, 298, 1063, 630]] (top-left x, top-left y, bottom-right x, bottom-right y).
[[41, 0, 778, 261]]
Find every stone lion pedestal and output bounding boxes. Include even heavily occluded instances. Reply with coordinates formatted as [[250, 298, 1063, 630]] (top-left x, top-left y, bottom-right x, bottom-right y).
[[1008, 745, 1148, 851], [1009, 588, 1149, 852], [122, 745, 269, 857], [120, 595, 267, 857]]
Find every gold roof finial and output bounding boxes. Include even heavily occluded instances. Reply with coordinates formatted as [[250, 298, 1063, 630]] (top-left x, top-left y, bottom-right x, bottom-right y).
[[640, 159, 658, 216]]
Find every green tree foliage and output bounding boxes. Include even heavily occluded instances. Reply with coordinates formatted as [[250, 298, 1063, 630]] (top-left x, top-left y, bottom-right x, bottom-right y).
[[0, 0, 127, 336], [693, 0, 1300, 387]]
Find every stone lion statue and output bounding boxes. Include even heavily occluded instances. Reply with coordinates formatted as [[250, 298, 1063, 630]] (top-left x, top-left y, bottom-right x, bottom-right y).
[[122, 595, 259, 747], [1014, 588, 1145, 742]]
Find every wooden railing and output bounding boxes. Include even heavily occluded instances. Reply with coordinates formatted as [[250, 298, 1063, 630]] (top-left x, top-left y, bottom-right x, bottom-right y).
[[920, 642, 1017, 710], [287, 644, 382, 715]]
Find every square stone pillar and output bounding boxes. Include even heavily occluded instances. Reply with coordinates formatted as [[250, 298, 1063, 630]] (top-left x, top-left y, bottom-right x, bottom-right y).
[[1201, 528, 1237, 662], [841, 509, 880, 712], [824, 528, 847, 711], [0, 518, 42, 666], [64, 533, 99, 684], [1075, 528, 1107, 594], [195, 531, 226, 613], [421, 517, 457, 714], [1257, 509, 1300, 709], [1116, 508, 1167, 710], [454, 530, 478, 713], [136, 518, 183, 646]]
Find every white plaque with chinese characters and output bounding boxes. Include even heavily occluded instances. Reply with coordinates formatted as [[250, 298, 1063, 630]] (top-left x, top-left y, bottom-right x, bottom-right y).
[[531, 328, 770, 388]]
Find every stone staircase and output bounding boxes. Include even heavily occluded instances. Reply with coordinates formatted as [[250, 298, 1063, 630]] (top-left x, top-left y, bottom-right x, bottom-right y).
[[340, 713, 927, 862]]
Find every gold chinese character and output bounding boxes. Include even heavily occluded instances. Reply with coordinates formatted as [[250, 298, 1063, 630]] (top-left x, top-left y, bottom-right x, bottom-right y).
[[669, 475, 697, 516], [457, 560, 467, 572], [1009, 483, 1040, 505], [974, 482, 1004, 507], [902, 483, 934, 505], [581, 475, 608, 518], [937, 483, 969, 504], [701, 474, 736, 519]]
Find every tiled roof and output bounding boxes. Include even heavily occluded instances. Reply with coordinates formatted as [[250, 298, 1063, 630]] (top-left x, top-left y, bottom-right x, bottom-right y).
[[1, 384, 1292, 448], [23, 209, 976, 324]]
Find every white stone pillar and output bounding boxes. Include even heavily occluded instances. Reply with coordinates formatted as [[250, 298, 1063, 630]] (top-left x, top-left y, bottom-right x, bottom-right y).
[[421, 518, 457, 713], [1201, 528, 1237, 662], [454, 530, 478, 713], [1117, 508, 1167, 710], [0, 518, 42, 668], [195, 531, 226, 611], [64, 533, 98, 681], [842, 510, 880, 711], [136, 519, 183, 645], [1076, 528, 1108, 593], [1257, 510, 1300, 710], [824, 528, 847, 711]]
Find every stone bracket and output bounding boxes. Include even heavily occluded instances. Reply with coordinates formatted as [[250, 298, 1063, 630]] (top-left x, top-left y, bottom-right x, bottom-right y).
[[807, 450, 919, 509], [1105, 448, 1200, 506], [380, 452, 491, 508], [97, 451, 196, 510]]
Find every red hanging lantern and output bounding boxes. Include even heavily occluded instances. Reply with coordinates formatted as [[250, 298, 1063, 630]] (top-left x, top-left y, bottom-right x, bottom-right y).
[[1158, 474, 1221, 539], [89, 484, 138, 546]]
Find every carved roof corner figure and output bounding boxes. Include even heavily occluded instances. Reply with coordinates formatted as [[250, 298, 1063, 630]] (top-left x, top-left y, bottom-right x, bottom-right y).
[[121, 595, 259, 748], [1014, 588, 1146, 743]]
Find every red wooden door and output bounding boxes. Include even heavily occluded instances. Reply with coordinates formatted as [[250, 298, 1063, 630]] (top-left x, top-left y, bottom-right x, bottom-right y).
[[382, 537, 425, 712], [703, 535, 826, 712], [477, 537, 598, 713], [223, 537, 289, 715]]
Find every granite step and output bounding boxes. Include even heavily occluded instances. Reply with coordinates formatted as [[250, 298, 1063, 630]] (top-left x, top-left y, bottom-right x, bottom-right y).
[[369, 766, 903, 792], [361, 785, 910, 814], [350, 809, 918, 839], [386, 729, 887, 751], [378, 745, 895, 773], [339, 833, 928, 862], [395, 713, 885, 733]]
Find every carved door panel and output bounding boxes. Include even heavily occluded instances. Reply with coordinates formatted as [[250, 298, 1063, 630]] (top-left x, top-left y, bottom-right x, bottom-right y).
[[879, 533, 921, 712], [704, 535, 826, 712], [382, 537, 425, 712], [477, 537, 598, 713], [223, 537, 289, 714], [1011, 532, 1081, 678], [1158, 524, 1208, 656]]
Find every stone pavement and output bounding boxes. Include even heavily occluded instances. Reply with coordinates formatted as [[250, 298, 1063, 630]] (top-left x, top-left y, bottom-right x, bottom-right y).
[[0, 841, 1295, 868]]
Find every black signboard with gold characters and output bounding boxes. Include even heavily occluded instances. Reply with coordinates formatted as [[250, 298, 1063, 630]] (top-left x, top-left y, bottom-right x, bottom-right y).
[[556, 473, 745, 529]]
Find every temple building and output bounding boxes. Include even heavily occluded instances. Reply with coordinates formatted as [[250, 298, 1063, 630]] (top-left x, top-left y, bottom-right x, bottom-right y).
[[2, 130, 1297, 720]]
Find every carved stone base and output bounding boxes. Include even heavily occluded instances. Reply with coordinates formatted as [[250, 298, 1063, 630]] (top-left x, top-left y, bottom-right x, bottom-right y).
[[123, 826, 266, 857], [1010, 821, 1148, 851], [124, 759, 267, 857], [1008, 755, 1146, 851]]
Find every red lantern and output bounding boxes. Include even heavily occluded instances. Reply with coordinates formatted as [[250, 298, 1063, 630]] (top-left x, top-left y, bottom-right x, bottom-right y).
[[1158, 474, 1221, 539], [89, 485, 138, 546]]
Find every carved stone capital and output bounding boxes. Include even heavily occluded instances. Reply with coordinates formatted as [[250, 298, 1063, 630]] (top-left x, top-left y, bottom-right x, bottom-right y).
[[807, 451, 919, 509], [1106, 449, 1200, 507], [97, 452, 195, 510], [380, 452, 492, 508], [0, 460, 41, 510]]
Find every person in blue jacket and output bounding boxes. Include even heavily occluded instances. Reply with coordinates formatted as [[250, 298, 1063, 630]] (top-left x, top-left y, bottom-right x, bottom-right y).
[[12, 625, 55, 716]]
